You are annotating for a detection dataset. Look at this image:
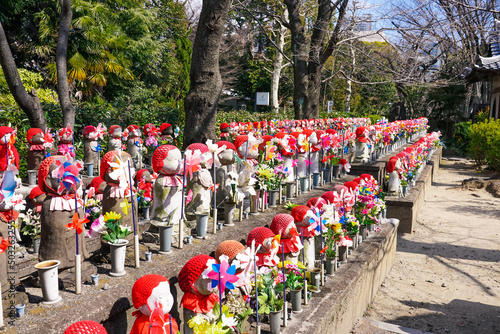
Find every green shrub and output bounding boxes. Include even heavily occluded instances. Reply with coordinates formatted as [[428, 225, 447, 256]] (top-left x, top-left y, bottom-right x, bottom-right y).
[[449, 121, 471, 156], [470, 119, 500, 170]]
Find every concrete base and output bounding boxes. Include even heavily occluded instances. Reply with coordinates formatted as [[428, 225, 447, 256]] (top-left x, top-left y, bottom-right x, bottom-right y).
[[281, 220, 399, 334], [385, 147, 442, 233]]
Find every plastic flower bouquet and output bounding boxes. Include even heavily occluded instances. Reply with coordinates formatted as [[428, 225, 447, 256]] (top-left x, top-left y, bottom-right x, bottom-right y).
[[87, 212, 132, 244]]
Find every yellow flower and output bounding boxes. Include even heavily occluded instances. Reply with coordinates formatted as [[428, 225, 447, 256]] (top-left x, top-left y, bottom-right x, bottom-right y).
[[333, 223, 343, 233], [120, 201, 131, 216], [104, 211, 122, 222]]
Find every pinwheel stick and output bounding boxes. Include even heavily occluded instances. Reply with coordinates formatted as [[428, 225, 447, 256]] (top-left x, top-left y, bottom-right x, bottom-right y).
[[127, 160, 140, 269], [218, 271, 222, 320], [308, 146, 311, 191], [254, 250, 260, 329], [301, 229, 305, 264], [320, 225, 325, 287], [179, 157, 187, 249], [212, 152, 217, 234], [281, 243, 287, 327], [295, 151, 299, 198], [73, 195, 81, 294], [169, 314, 173, 334], [244, 140, 249, 161], [0, 283, 3, 327]]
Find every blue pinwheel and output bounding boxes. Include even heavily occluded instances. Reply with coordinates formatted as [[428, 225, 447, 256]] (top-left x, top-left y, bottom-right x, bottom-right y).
[[308, 209, 327, 234], [207, 258, 239, 291]]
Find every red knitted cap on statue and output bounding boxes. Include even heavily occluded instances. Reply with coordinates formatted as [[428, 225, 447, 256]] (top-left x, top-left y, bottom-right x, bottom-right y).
[[186, 143, 209, 154], [127, 125, 140, 133], [326, 129, 337, 135], [143, 123, 155, 137], [302, 129, 314, 138], [64, 320, 107, 334], [108, 125, 121, 135], [307, 197, 326, 209], [234, 135, 248, 150], [132, 274, 169, 309], [290, 132, 301, 139], [89, 176, 105, 194], [274, 132, 286, 140], [291, 205, 311, 223], [215, 240, 245, 263], [26, 128, 44, 143], [152, 145, 178, 173], [321, 191, 336, 204], [360, 174, 373, 182], [332, 184, 348, 194], [135, 169, 149, 182], [220, 123, 229, 131], [386, 158, 398, 173], [37, 156, 56, 191], [352, 177, 361, 184], [315, 130, 325, 137], [160, 123, 172, 133], [260, 121, 267, 128], [356, 126, 368, 143], [29, 186, 44, 199], [247, 227, 275, 247], [82, 125, 96, 136], [217, 140, 236, 151], [259, 135, 273, 151], [270, 214, 295, 236], [100, 151, 121, 179], [344, 181, 359, 191], [178, 254, 213, 293], [0, 126, 14, 140]]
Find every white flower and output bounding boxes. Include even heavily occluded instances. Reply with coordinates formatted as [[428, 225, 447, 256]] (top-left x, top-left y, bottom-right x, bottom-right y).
[[221, 314, 238, 328]]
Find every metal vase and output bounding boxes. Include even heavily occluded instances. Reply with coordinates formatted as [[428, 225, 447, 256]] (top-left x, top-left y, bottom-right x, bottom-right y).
[[224, 202, 236, 226], [158, 225, 173, 255]]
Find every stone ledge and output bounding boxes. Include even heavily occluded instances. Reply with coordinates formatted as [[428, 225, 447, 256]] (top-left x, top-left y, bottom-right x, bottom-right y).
[[280, 220, 399, 334]]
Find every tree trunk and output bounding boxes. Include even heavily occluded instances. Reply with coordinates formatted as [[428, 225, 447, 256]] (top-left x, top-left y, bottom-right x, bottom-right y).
[[0, 22, 47, 129], [285, 0, 348, 120], [56, 0, 75, 128], [183, 0, 232, 148], [285, 0, 309, 120], [271, 9, 288, 114]]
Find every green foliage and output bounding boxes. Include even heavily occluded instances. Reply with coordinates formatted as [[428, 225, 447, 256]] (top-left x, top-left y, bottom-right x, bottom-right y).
[[470, 119, 500, 170], [448, 121, 471, 156], [0, 68, 58, 105]]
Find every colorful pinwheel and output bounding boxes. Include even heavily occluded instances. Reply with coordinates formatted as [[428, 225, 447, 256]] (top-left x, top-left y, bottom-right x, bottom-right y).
[[206, 256, 239, 291], [51, 159, 82, 195]]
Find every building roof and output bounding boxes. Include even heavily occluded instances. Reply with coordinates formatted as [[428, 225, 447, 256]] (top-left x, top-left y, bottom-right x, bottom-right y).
[[465, 20, 500, 83]]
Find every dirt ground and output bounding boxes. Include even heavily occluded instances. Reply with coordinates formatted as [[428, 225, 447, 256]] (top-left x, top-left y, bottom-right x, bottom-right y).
[[353, 156, 500, 334]]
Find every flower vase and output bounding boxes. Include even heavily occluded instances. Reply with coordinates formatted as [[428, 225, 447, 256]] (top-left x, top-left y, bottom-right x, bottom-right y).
[[402, 185, 408, 197], [332, 165, 341, 179], [359, 225, 368, 243], [195, 212, 208, 239], [325, 257, 337, 275], [142, 206, 150, 220], [32, 236, 41, 254], [109, 239, 129, 276], [299, 177, 307, 193], [158, 225, 173, 255], [382, 209, 387, 219], [269, 310, 281, 334], [369, 223, 376, 232], [309, 268, 321, 292], [250, 190, 260, 215], [27, 170, 37, 186], [268, 190, 278, 208], [338, 245, 348, 262], [290, 288, 302, 313], [224, 202, 236, 226], [312, 172, 320, 188], [34, 260, 62, 304], [348, 234, 358, 250], [323, 168, 331, 183], [285, 182, 295, 199]]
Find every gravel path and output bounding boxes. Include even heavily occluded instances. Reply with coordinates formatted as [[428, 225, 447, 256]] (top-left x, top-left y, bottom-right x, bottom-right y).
[[353, 156, 500, 334]]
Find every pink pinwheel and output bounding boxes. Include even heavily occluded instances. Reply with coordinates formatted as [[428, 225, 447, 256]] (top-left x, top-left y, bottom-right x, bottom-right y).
[[51, 159, 82, 195], [276, 152, 284, 162], [183, 150, 201, 180], [291, 159, 298, 167], [304, 159, 312, 166], [206, 256, 239, 292], [342, 188, 355, 207]]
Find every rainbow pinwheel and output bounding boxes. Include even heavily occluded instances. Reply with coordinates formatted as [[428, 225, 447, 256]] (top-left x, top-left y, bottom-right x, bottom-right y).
[[308, 211, 327, 235], [207, 257, 239, 291], [51, 159, 83, 195]]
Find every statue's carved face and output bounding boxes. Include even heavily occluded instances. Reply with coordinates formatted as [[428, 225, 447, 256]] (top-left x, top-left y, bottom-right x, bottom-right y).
[[194, 275, 214, 295], [60, 133, 73, 144], [30, 133, 44, 145], [162, 126, 173, 136], [218, 149, 235, 165], [309, 133, 318, 145], [161, 148, 181, 175], [147, 281, 174, 314], [1, 133, 11, 145], [259, 237, 274, 253], [112, 127, 122, 138], [283, 222, 297, 238]]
